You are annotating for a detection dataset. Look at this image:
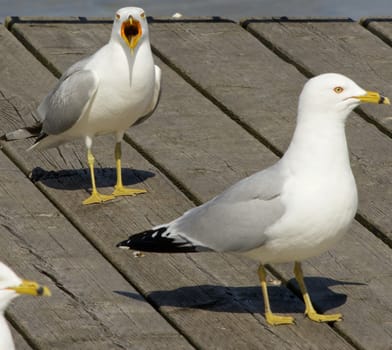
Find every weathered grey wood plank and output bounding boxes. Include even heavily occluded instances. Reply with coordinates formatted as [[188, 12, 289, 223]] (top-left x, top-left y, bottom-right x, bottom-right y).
[[5, 17, 112, 77], [10, 18, 392, 349], [0, 144, 192, 349], [361, 17, 392, 47], [140, 20, 392, 349], [0, 25, 192, 350], [7, 18, 278, 197], [0, 150, 192, 350], [243, 18, 392, 135], [0, 21, 355, 349], [297, 221, 392, 350], [10, 326, 33, 350], [9, 16, 392, 239]]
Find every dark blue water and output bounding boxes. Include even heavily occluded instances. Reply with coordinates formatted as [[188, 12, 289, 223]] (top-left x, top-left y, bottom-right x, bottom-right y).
[[0, 0, 391, 22]]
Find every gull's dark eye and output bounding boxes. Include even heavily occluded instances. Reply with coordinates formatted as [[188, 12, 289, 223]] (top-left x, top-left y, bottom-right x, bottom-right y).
[[140, 12, 146, 19], [115, 13, 120, 20], [333, 86, 344, 94]]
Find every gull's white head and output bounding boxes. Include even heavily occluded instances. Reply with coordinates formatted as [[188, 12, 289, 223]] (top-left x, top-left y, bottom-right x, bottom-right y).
[[298, 73, 390, 121], [111, 7, 149, 52], [0, 262, 51, 312]]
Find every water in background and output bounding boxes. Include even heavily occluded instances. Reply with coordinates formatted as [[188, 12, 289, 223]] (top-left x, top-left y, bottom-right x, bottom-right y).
[[0, 0, 391, 22]]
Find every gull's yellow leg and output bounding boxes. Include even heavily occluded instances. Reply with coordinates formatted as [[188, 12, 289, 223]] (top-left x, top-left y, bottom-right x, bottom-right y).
[[294, 261, 342, 322], [83, 149, 115, 205], [258, 264, 295, 326], [112, 142, 146, 197]]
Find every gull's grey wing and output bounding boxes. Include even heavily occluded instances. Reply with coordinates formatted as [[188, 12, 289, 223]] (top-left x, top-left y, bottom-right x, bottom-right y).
[[166, 162, 287, 252], [133, 65, 162, 126], [36, 65, 99, 135], [118, 163, 287, 253]]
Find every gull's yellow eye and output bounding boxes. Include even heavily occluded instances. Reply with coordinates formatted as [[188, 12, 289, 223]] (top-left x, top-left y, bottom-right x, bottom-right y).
[[115, 13, 120, 20], [140, 12, 146, 19], [333, 86, 344, 94]]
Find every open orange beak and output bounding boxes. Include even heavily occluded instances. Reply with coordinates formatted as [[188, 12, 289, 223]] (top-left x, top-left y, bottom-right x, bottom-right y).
[[121, 16, 142, 53]]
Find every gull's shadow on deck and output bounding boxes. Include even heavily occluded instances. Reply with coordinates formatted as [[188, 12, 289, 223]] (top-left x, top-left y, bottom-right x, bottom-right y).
[[30, 166, 155, 190], [115, 277, 363, 315], [287, 276, 365, 313]]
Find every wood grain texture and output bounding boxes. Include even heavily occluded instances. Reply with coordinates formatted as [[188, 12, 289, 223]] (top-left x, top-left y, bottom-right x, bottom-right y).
[[243, 18, 392, 134], [0, 20, 356, 349], [8, 17, 392, 349], [146, 19, 392, 240], [0, 150, 191, 350], [7, 18, 112, 77], [8, 19, 279, 199], [10, 326, 33, 350], [279, 220, 392, 350], [0, 25, 192, 350], [361, 18, 392, 50]]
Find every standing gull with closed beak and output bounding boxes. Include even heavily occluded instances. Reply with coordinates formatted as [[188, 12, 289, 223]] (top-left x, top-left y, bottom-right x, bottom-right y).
[[118, 73, 390, 325]]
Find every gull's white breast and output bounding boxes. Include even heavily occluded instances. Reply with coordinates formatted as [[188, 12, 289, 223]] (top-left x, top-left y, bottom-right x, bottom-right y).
[[74, 42, 155, 136], [245, 168, 358, 264]]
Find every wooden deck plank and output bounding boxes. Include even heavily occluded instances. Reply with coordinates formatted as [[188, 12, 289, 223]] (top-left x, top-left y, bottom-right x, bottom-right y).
[[8, 18, 392, 349], [361, 17, 392, 46], [9, 18, 392, 349], [6, 18, 279, 200], [0, 21, 356, 349], [297, 220, 392, 350], [137, 20, 392, 349], [0, 26, 192, 350], [0, 151, 192, 350], [243, 18, 392, 135], [8, 16, 391, 236], [11, 326, 33, 350], [5, 17, 112, 77]]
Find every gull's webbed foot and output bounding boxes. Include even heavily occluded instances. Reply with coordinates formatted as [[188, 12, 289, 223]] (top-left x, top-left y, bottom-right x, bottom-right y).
[[112, 186, 147, 197], [265, 311, 295, 326], [83, 192, 115, 205], [306, 311, 342, 323]]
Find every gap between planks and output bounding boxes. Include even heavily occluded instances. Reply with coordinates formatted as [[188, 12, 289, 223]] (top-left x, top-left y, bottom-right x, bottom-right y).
[[0, 139, 199, 350], [240, 18, 392, 140], [2, 19, 386, 349]]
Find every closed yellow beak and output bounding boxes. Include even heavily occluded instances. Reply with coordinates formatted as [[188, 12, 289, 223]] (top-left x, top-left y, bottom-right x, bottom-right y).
[[8, 279, 51, 297], [354, 91, 390, 104]]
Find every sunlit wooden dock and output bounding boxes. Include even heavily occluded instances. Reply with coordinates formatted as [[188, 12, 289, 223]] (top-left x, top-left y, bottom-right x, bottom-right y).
[[0, 15, 391, 349]]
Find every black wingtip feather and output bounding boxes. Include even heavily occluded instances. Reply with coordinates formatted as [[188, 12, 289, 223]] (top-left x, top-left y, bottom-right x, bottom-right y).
[[116, 227, 199, 253]]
